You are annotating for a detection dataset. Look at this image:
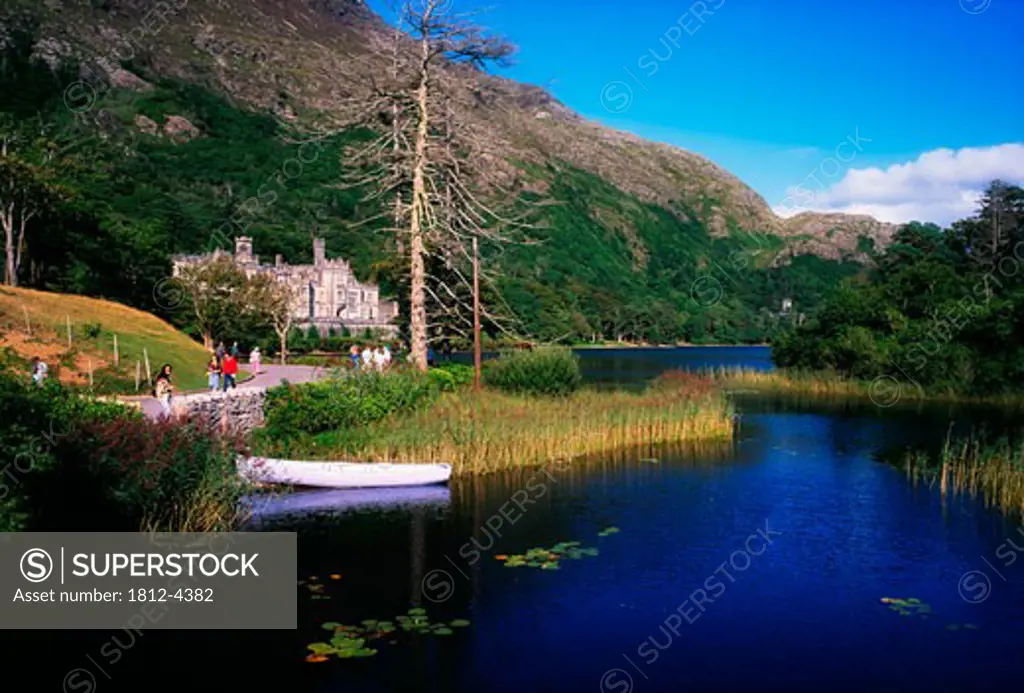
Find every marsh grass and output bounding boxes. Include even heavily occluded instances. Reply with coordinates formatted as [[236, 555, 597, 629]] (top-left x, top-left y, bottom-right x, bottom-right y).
[[905, 438, 1024, 521], [714, 367, 1024, 406], [712, 367, 877, 398], [257, 373, 734, 476]]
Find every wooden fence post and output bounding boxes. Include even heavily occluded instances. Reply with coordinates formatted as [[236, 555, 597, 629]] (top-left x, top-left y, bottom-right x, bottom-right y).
[[66, 315, 72, 348], [113, 334, 119, 367], [143, 348, 151, 387], [135, 360, 141, 392]]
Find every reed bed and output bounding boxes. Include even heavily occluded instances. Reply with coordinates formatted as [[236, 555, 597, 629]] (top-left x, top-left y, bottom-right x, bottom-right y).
[[711, 367, 878, 398], [713, 367, 1024, 406], [265, 374, 734, 476], [905, 438, 1024, 521]]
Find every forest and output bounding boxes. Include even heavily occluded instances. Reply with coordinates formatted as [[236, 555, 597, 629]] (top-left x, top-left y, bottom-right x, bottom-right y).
[[0, 33, 861, 347], [775, 182, 1024, 395]]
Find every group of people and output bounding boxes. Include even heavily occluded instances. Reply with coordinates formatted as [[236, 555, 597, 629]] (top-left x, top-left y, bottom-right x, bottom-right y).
[[206, 340, 259, 392], [349, 343, 392, 372]]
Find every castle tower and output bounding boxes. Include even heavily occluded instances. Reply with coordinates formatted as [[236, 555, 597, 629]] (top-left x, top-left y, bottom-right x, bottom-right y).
[[313, 237, 326, 266], [235, 236, 253, 263]]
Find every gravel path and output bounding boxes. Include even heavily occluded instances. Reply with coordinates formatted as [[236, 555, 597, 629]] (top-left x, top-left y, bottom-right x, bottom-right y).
[[133, 363, 329, 419]]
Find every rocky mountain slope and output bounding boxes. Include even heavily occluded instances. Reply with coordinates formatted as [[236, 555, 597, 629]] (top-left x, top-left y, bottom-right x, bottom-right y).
[[5, 0, 897, 257], [0, 0, 898, 344]]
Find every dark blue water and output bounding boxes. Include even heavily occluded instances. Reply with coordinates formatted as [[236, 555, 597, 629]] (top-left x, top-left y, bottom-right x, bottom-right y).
[[447, 345, 774, 385], [22, 348, 1024, 692], [259, 348, 1024, 693]]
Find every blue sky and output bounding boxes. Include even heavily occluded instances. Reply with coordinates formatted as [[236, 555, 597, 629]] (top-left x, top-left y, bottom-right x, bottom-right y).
[[369, 0, 1024, 224]]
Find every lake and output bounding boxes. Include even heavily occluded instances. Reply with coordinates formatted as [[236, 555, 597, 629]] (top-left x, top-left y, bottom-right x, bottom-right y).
[[24, 347, 1024, 692]]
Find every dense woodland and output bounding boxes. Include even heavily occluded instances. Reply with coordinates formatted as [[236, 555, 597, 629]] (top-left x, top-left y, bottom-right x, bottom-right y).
[[776, 182, 1024, 395], [0, 34, 860, 346]]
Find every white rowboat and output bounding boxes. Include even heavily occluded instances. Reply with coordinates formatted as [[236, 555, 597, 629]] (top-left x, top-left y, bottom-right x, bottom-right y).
[[238, 457, 451, 489]]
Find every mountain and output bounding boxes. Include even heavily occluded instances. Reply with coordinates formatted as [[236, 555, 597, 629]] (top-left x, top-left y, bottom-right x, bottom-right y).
[[0, 0, 897, 343]]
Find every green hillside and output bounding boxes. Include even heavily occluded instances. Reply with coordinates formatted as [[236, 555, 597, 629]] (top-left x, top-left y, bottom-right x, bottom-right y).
[[0, 285, 210, 392]]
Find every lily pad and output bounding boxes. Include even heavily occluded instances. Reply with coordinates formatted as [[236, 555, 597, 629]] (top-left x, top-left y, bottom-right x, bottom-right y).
[[321, 622, 342, 631], [433, 627, 453, 635], [307, 643, 335, 654], [408, 607, 427, 616], [450, 619, 471, 627]]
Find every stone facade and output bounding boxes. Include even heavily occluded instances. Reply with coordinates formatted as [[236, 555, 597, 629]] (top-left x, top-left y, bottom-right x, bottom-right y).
[[173, 237, 399, 336]]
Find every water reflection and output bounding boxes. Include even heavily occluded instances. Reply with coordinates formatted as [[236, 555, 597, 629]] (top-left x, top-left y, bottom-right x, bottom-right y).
[[245, 486, 452, 526]]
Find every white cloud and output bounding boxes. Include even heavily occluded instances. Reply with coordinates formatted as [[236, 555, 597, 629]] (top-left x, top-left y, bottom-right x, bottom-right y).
[[772, 143, 1024, 226]]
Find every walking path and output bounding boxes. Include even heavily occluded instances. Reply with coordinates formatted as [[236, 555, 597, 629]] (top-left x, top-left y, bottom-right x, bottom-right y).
[[131, 364, 328, 419]]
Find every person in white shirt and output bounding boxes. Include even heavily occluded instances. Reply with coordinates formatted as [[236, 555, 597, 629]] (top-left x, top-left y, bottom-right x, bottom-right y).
[[382, 344, 392, 369], [361, 345, 373, 372], [30, 356, 48, 386]]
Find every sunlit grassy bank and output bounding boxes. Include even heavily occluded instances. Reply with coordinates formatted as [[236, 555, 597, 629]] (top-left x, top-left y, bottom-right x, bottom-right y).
[[255, 372, 734, 476], [905, 438, 1024, 521]]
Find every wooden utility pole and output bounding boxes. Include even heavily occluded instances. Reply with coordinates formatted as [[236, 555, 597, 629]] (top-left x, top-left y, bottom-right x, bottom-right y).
[[473, 237, 481, 390], [66, 315, 72, 347], [113, 334, 119, 367]]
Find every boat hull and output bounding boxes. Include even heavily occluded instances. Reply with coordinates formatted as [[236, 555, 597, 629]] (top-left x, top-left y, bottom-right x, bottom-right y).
[[238, 457, 451, 489]]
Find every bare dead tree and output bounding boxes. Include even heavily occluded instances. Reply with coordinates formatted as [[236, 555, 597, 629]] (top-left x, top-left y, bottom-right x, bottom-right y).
[[335, 0, 539, 369]]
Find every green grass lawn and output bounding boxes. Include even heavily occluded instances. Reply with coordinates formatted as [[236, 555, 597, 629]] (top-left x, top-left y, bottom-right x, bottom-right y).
[[0, 286, 210, 391]]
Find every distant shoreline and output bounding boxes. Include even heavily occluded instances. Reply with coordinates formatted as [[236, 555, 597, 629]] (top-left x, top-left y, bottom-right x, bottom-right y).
[[571, 343, 770, 350]]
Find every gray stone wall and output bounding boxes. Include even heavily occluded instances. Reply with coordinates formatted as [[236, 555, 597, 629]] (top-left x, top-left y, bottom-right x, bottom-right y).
[[170, 388, 267, 434]]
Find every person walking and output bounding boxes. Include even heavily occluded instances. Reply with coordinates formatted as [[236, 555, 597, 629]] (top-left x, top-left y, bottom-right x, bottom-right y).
[[30, 356, 48, 387], [216, 341, 226, 363], [154, 364, 174, 417], [372, 345, 386, 372], [221, 351, 238, 391], [206, 354, 221, 391], [349, 344, 361, 371], [382, 344, 392, 370], [249, 346, 262, 375], [231, 341, 240, 358], [361, 344, 373, 372]]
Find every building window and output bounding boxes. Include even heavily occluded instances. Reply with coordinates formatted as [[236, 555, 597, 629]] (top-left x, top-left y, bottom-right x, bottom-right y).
[[308, 283, 315, 319]]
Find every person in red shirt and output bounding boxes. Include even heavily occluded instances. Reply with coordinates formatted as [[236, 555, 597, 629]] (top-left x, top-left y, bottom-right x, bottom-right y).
[[221, 352, 238, 391]]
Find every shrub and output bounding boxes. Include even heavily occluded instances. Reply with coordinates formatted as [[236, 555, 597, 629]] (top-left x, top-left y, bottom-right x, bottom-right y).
[[431, 363, 475, 389], [0, 371, 243, 531], [482, 347, 582, 397], [427, 368, 457, 392], [263, 369, 440, 437], [74, 416, 248, 531]]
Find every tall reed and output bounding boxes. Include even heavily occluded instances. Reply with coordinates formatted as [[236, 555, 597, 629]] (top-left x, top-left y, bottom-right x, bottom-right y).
[[260, 372, 734, 476], [904, 437, 1024, 521], [711, 367, 876, 398]]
